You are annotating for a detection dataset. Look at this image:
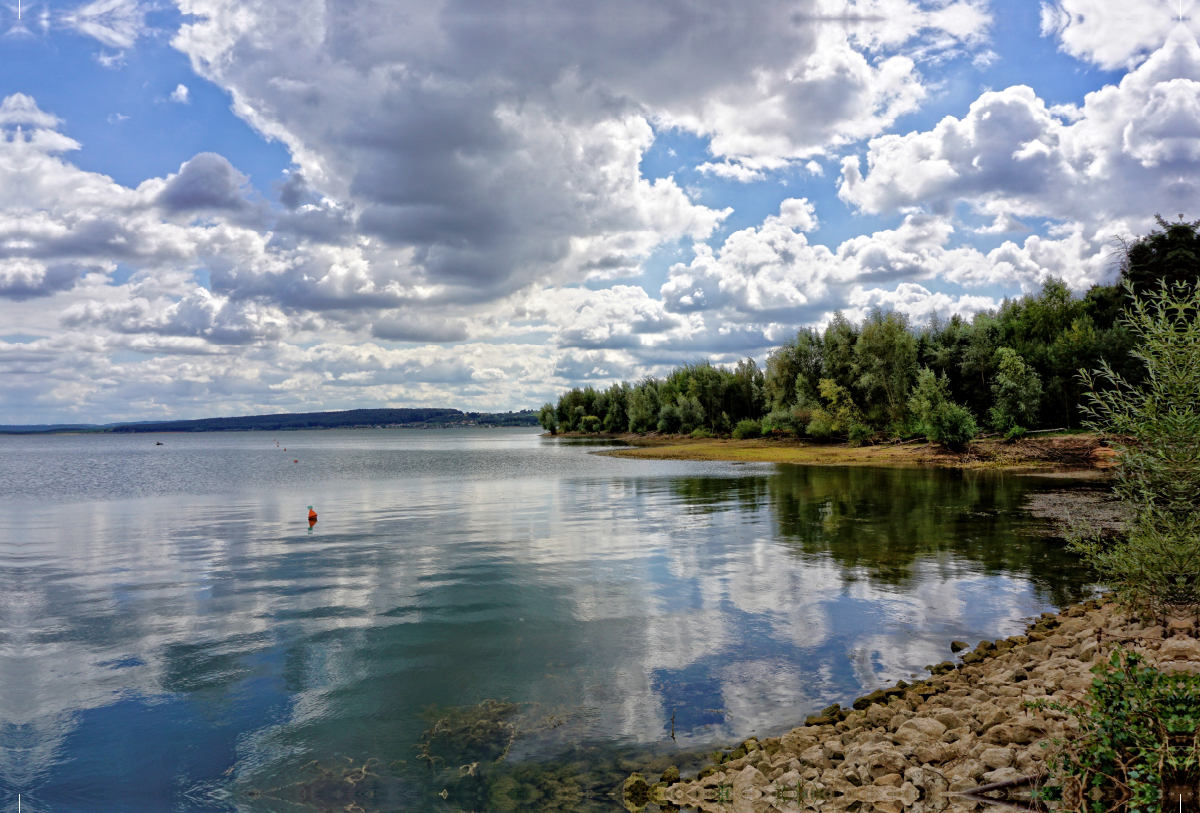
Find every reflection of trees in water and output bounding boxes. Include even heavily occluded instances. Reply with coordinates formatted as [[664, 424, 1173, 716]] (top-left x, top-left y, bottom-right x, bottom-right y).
[[662, 475, 770, 514], [668, 467, 1095, 608]]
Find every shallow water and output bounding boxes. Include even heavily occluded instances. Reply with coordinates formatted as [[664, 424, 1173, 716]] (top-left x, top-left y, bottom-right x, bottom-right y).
[[0, 428, 1098, 811]]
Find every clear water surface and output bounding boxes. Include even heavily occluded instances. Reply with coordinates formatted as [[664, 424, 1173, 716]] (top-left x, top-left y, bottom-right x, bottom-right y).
[[0, 428, 1099, 812]]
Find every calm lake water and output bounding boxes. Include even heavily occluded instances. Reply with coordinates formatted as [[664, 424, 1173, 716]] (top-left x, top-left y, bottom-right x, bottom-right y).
[[0, 428, 1099, 812]]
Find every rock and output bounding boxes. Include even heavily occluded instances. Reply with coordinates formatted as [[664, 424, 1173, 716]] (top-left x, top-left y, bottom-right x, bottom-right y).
[[960, 651, 985, 664], [781, 728, 820, 754], [822, 739, 845, 761], [933, 710, 964, 729], [866, 748, 908, 779], [950, 641, 970, 653], [865, 704, 894, 727], [853, 689, 888, 710], [980, 747, 1014, 769], [912, 742, 953, 764], [622, 773, 651, 809], [873, 773, 904, 787], [1012, 667, 1028, 682], [659, 766, 680, 785], [1007, 721, 1048, 745], [887, 710, 914, 733], [798, 745, 832, 770], [976, 708, 1009, 735], [894, 718, 947, 745], [804, 714, 834, 727], [947, 759, 986, 782]]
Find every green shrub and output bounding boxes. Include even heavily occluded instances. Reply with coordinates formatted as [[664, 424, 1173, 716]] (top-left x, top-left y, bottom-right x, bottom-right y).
[[762, 408, 799, 436], [907, 366, 978, 449], [732, 419, 762, 439], [1004, 425, 1027, 441], [847, 424, 874, 446], [806, 379, 864, 439], [580, 415, 602, 433], [656, 404, 681, 434], [1027, 649, 1200, 813], [690, 428, 713, 439]]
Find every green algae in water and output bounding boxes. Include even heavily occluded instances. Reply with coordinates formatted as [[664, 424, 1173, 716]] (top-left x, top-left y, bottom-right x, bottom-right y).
[[246, 698, 708, 813]]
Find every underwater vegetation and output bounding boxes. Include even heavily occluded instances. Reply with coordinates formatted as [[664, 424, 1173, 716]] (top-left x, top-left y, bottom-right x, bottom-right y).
[[237, 697, 709, 812]]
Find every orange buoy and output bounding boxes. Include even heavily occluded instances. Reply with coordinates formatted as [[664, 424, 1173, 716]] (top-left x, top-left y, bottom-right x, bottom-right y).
[[308, 506, 318, 519], [294, 459, 299, 463]]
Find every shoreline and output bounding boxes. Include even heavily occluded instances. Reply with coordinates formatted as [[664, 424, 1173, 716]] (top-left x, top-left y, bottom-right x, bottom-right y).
[[551, 432, 1114, 474], [624, 597, 1197, 812]]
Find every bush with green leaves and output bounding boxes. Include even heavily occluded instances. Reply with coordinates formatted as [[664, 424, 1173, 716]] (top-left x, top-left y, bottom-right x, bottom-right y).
[[656, 403, 681, 434], [761, 405, 810, 436], [989, 347, 1043, 432], [1027, 648, 1200, 813], [907, 366, 979, 449], [1070, 280, 1200, 616], [732, 419, 762, 439], [579, 415, 601, 434], [690, 428, 713, 439]]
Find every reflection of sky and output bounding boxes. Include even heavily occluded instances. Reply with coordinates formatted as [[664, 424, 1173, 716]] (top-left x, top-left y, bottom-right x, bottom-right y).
[[0, 429, 1093, 810]]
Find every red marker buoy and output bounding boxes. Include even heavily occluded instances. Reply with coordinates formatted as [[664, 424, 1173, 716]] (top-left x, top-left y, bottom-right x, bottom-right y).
[[294, 459, 299, 463], [308, 506, 318, 520]]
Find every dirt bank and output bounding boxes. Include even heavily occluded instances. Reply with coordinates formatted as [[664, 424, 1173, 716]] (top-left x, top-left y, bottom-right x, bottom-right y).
[[590, 433, 1114, 473]]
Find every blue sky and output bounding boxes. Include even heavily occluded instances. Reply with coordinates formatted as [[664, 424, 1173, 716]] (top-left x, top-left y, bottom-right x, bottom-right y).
[[1, 0, 1197, 422]]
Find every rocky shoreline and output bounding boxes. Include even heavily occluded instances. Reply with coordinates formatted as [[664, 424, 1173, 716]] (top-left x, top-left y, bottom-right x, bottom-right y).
[[623, 597, 1200, 812]]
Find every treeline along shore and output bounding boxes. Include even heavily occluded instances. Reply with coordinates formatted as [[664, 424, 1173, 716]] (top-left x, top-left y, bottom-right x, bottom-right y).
[[541, 217, 1200, 453]]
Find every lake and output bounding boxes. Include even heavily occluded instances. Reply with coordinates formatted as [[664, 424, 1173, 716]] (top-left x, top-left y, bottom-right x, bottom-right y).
[[0, 428, 1099, 812]]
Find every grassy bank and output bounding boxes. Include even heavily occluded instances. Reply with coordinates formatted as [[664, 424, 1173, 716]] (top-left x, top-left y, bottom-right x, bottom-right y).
[[567, 431, 1115, 472]]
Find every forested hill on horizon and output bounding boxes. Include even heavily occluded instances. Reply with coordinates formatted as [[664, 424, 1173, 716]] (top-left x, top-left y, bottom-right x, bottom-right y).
[[0, 408, 540, 434]]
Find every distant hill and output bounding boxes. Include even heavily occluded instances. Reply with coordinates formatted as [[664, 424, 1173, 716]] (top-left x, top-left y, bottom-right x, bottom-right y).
[[1, 409, 540, 434], [0, 424, 103, 433]]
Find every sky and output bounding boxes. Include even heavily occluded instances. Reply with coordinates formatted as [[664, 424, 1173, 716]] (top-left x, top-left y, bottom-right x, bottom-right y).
[[1, 0, 1198, 423]]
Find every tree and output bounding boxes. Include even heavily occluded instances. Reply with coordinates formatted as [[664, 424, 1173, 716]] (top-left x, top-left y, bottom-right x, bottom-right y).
[[854, 310, 917, 428], [627, 381, 661, 432], [1122, 215, 1200, 296], [907, 367, 978, 449], [538, 403, 558, 435], [765, 329, 822, 409], [822, 312, 858, 397], [989, 347, 1042, 433], [806, 378, 865, 440], [676, 395, 705, 434], [1071, 280, 1200, 616]]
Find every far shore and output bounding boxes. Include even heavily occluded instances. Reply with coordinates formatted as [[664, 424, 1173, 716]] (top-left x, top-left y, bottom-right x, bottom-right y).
[[546, 430, 1115, 473]]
